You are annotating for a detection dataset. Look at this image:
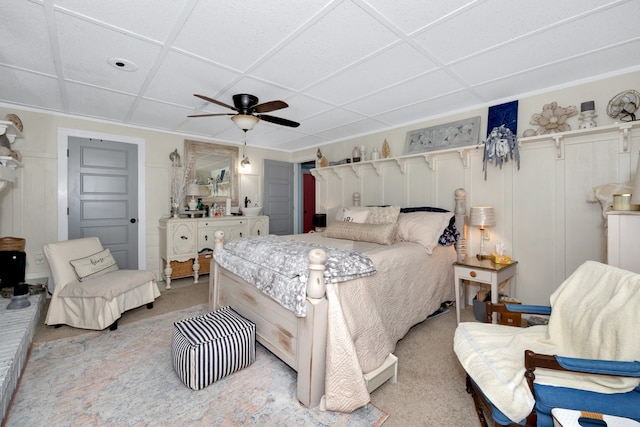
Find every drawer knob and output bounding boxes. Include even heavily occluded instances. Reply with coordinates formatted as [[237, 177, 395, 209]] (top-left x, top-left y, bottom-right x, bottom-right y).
[[470, 271, 477, 278]]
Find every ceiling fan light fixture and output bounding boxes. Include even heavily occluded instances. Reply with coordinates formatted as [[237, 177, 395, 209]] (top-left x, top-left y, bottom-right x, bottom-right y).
[[231, 114, 259, 131]]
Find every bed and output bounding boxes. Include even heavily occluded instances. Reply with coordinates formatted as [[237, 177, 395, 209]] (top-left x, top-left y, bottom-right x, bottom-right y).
[[209, 188, 468, 412]]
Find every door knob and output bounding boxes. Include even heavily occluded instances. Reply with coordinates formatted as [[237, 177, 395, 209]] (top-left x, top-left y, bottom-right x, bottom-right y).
[[130, 218, 137, 223]]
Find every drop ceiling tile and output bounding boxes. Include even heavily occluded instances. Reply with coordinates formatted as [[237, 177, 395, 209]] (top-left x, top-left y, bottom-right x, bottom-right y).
[[172, 0, 332, 71], [53, 0, 190, 42], [345, 69, 463, 116], [0, 0, 56, 75], [56, 11, 161, 94], [272, 134, 330, 152], [472, 41, 640, 102], [0, 68, 64, 111], [251, 1, 398, 90], [66, 83, 136, 121], [297, 108, 365, 134], [374, 90, 482, 126], [315, 117, 389, 141], [364, 0, 476, 34], [280, 94, 335, 121], [305, 43, 438, 105], [414, 0, 617, 64], [145, 51, 239, 108], [128, 98, 196, 130], [450, 2, 640, 85]]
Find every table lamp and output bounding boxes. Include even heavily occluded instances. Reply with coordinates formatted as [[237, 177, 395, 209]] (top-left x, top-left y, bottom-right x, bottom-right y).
[[187, 183, 205, 211], [469, 206, 496, 260]]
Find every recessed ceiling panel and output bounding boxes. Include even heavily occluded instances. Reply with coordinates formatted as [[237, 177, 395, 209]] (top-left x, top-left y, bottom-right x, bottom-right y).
[[172, 0, 332, 71], [414, 0, 619, 64], [66, 83, 136, 121], [145, 51, 239, 108], [56, 11, 161, 94], [251, 1, 398, 90], [345, 70, 463, 116], [53, 0, 190, 42], [0, 69, 64, 111], [364, 0, 476, 35], [305, 43, 438, 105], [0, 1, 56, 75]]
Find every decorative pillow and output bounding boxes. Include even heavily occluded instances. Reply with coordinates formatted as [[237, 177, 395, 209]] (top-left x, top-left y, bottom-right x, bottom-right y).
[[400, 206, 460, 246], [395, 211, 455, 254], [341, 208, 369, 223], [69, 248, 119, 282], [324, 221, 398, 245], [334, 206, 369, 221], [364, 206, 401, 224]]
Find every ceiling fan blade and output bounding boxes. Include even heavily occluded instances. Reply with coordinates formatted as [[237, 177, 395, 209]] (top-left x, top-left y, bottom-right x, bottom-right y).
[[187, 113, 234, 118], [258, 114, 300, 128], [193, 94, 237, 111], [254, 100, 288, 114]]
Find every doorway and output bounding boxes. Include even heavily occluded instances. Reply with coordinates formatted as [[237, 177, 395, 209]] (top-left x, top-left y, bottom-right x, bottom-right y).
[[57, 128, 147, 269], [301, 161, 316, 233]]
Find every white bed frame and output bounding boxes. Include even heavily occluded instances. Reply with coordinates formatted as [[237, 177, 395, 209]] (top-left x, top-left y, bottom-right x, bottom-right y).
[[209, 188, 467, 407]]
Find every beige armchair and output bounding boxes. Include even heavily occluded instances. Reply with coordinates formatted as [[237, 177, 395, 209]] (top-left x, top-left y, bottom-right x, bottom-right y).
[[43, 237, 161, 330]]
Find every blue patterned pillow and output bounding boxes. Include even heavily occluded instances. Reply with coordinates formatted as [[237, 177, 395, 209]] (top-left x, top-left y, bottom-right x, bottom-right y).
[[399, 207, 460, 246]]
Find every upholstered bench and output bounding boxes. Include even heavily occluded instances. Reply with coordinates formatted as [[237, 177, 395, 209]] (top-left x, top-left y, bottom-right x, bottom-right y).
[[171, 306, 255, 390]]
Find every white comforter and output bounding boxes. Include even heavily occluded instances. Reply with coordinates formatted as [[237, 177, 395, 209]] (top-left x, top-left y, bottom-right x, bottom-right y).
[[289, 234, 456, 412]]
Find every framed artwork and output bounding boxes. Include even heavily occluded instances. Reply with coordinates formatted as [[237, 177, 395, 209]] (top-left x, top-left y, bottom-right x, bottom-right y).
[[487, 100, 518, 136], [404, 116, 481, 155]]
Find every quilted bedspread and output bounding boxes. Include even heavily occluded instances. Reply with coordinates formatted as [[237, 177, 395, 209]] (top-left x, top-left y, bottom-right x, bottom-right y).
[[215, 235, 377, 317]]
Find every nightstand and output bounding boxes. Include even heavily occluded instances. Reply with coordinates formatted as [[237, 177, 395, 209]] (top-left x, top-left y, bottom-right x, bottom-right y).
[[453, 257, 518, 324]]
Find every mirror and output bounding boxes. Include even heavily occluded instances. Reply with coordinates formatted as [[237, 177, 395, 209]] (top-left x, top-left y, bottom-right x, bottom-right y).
[[184, 140, 239, 207]]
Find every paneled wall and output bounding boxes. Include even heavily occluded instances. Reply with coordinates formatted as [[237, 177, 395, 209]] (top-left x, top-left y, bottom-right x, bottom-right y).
[[314, 124, 640, 305]]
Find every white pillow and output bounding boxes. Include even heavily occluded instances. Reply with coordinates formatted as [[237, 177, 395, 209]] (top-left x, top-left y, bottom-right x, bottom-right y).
[[395, 211, 454, 254], [341, 208, 369, 223], [69, 248, 119, 282]]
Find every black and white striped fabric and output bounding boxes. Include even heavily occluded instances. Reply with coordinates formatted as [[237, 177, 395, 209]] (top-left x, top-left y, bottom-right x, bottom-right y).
[[172, 306, 256, 390]]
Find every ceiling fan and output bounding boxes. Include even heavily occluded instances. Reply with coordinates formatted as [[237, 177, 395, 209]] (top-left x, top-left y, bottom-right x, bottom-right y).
[[188, 93, 300, 131]]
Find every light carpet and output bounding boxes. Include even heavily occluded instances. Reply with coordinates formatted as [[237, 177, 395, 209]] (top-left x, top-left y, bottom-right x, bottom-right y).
[[6, 304, 388, 426]]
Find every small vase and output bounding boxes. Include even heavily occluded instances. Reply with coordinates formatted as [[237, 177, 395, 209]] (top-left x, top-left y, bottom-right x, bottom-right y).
[[171, 202, 180, 218], [352, 146, 361, 163], [382, 139, 391, 158], [371, 148, 380, 160]]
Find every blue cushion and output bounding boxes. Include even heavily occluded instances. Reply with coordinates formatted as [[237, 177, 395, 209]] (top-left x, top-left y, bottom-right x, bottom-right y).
[[534, 383, 640, 427]]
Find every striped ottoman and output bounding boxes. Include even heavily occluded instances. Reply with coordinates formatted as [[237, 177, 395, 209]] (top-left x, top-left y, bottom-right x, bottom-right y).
[[172, 306, 256, 390]]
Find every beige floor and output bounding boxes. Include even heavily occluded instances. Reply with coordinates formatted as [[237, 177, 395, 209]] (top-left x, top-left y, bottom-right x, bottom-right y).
[[34, 276, 480, 426]]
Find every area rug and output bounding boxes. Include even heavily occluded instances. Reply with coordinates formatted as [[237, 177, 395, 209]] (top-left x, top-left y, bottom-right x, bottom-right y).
[[6, 304, 388, 426]]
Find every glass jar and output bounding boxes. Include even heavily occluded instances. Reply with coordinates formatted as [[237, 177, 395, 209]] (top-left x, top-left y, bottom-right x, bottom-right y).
[[352, 146, 361, 163]]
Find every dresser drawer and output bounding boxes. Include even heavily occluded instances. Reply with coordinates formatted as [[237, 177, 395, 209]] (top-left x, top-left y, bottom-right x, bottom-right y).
[[456, 266, 492, 283]]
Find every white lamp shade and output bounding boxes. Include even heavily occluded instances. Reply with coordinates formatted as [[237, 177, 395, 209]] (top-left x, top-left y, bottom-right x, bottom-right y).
[[632, 152, 640, 205], [231, 114, 259, 131], [469, 206, 496, 228]]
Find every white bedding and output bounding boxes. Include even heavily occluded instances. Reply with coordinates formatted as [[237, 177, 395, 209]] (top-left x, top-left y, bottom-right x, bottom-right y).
[[289, 233, 456, 411]]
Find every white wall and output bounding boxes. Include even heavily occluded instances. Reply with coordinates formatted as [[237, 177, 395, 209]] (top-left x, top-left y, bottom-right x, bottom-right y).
[[302, 70, 640, 305], [0, 110, 291, 281]]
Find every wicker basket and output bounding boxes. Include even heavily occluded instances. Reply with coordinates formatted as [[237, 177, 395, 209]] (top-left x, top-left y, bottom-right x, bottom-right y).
[[0, 237, 25, 251]]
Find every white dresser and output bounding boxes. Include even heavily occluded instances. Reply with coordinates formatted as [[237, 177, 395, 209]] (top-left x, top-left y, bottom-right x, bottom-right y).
[[607, 211, 640, 274], [159, 215, 268, 288]]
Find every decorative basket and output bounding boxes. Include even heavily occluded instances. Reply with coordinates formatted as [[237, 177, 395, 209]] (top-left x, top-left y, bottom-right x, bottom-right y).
[[0, 237, 25, 251]]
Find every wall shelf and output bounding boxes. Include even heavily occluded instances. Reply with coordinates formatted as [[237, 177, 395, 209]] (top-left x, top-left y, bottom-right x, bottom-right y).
[[0, 120, 23, 144], [518, 122, 639, 159], [310, 145, 482, 180]]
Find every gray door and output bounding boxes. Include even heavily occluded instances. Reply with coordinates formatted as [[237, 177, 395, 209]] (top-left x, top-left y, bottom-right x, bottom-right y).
[[68, 137, 139, 269], [263, 159, 294, 235]]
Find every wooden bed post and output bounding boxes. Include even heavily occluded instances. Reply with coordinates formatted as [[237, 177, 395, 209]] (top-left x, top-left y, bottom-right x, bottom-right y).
[[454, 188, 467, 261], [209, 230, 225, 311], [297, 248, 328, 407]]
